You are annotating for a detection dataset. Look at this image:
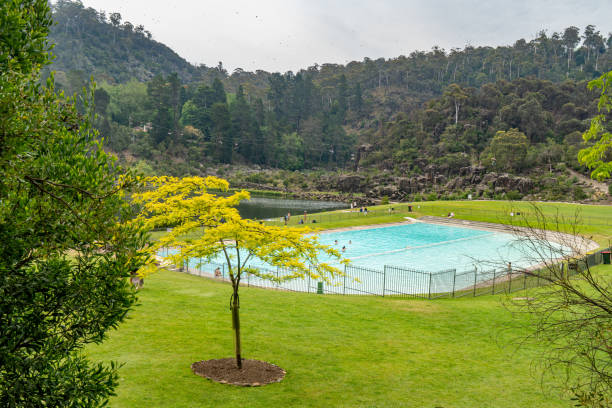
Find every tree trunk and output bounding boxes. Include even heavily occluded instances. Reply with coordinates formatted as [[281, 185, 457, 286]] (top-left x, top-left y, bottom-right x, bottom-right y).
[[454, 102, 459, 125], [231, 286, 242, 369]]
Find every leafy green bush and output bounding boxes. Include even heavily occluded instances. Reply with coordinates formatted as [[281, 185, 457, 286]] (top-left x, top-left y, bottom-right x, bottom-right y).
[[506, 190, 522, 200], [381, 195, 390, 205], [573, 186, 588, 201], [0, 2, 149, 404]]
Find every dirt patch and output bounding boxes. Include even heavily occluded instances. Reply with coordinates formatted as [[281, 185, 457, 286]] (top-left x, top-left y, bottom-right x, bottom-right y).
[[191, 358, 285, 386], [391, 300, 442, 314]]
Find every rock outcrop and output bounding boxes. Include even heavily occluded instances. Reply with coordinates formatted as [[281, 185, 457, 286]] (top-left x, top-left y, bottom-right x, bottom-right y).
[[335, 175, 366, 193]]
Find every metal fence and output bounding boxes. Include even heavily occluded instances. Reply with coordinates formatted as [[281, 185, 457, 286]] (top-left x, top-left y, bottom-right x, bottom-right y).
[[161, 247, 611, 299]]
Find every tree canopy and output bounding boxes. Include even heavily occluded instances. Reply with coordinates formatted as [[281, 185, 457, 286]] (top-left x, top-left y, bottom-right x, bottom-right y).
[[579, 70, 612, 180], [133, 176, 345, 368], [0, 1, 148, 405]]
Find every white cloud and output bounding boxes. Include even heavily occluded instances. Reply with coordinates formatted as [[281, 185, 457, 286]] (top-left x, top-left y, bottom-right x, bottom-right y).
[[75, 0, 612, 73]]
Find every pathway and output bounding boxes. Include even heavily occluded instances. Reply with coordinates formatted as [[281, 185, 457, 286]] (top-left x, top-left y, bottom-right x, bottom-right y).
[[566, 168, 609, 195], [419, 216, 600, 252]]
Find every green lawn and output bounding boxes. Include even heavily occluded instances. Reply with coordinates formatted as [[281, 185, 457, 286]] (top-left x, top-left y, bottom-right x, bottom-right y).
[[258, 200, 611, 248], [87, 266, 612, 407], [408, 200, 611, 244], [149, 200, 612, 248]]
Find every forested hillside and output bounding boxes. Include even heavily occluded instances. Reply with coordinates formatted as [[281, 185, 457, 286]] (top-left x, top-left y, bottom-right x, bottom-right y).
[[47, 0, 198, 84], [48, 1, 612, 199], [364, 78, 597, 173]]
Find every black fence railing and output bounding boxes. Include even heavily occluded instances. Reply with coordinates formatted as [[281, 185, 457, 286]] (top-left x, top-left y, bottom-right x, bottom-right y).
[[161, 247, 611, 299]]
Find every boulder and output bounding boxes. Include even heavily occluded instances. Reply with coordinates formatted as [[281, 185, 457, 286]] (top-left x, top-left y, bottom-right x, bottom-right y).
[[398, 178, 414, 193], [459, 165, 486, 177], [445, 177, 466, 190], [469, 174, 482, 184], [475, 184, 489, 196], [495, 173, 513, 189], [335, 175, 365, 193], [481, 172, 498, 185], [515, 177, 534, 194], [434, 174, 447, 185], [376, 185, 398, 197]]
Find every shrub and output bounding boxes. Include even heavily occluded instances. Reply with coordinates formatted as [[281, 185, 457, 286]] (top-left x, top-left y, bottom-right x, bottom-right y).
[[381, 195, 390, 205], [506, 190, 522, 200], [573, 186, 588, 201]]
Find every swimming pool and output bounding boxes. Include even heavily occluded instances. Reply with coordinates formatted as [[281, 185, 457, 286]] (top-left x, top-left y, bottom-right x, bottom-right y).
[[165, 222, 568, 296], [316, 222, 541, 272]]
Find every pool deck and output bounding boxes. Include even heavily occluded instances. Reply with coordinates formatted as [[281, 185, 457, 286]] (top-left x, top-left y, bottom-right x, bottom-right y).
[[314, 218, 419, 234], [316, 215, 600, 253], [419, 216, 600, 252]]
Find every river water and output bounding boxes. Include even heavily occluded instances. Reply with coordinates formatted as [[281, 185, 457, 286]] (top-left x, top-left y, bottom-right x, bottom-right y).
[[237, 195, 348, 220]]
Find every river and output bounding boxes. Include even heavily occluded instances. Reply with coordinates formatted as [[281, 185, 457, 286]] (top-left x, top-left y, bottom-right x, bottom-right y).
[[236, 195, 348, 220]]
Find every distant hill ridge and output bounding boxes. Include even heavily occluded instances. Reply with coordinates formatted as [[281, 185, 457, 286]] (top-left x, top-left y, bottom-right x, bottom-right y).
[[49, 0, 611, 99], [48, 0, 198, 83], [46, 1, 612, 201]]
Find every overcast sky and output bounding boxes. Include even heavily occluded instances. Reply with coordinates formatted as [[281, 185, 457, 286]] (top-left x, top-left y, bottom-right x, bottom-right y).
[[77, 0, 612, 73]]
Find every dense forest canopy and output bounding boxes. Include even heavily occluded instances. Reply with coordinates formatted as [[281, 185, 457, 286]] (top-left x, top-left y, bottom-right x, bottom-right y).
[[48, 0, 612, 188]]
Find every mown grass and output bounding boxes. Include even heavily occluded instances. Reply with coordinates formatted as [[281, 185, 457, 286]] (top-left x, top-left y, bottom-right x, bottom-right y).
[[259, 200, 612, 247], [96, 199, 612, 406], [86, 266, 612, 407], [149, 199, 612, 248]]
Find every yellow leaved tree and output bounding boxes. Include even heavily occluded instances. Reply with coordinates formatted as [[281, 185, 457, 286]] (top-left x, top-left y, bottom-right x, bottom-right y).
[[132, 176, 346, 370]]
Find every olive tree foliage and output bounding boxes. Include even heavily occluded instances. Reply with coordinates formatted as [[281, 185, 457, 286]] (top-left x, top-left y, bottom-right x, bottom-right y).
[[0, 1, 148, 406], [133, 176, 345, 369], [502, 207, 611, 407], [579, 70, 612, 181]]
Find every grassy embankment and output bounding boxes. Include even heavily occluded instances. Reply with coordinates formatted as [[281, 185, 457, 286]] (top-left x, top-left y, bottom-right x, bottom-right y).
[[90, 200, 611, 406], [88, 265, 612, 407]]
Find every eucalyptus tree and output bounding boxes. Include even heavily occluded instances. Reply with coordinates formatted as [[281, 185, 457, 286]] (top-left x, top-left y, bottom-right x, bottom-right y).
[[563, 26, 580, 71]]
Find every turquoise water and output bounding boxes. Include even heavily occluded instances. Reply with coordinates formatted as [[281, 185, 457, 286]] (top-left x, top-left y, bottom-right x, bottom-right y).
[[164, 222, 567, 295], [316, 223, 531, 272]]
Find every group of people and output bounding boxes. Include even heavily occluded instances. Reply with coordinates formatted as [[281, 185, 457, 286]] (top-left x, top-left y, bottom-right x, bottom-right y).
[[334, 239, 352, 252], [349, 202, 368, 215], [284, 211, 313, 225]]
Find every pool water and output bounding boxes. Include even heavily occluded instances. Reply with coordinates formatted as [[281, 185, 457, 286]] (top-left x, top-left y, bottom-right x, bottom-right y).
[[164, 222, 568, 295], [316, 223, 536, 272]]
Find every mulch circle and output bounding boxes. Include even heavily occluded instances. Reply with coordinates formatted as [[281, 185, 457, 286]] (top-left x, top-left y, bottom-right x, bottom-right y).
[[191, 358, 286, 387]]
